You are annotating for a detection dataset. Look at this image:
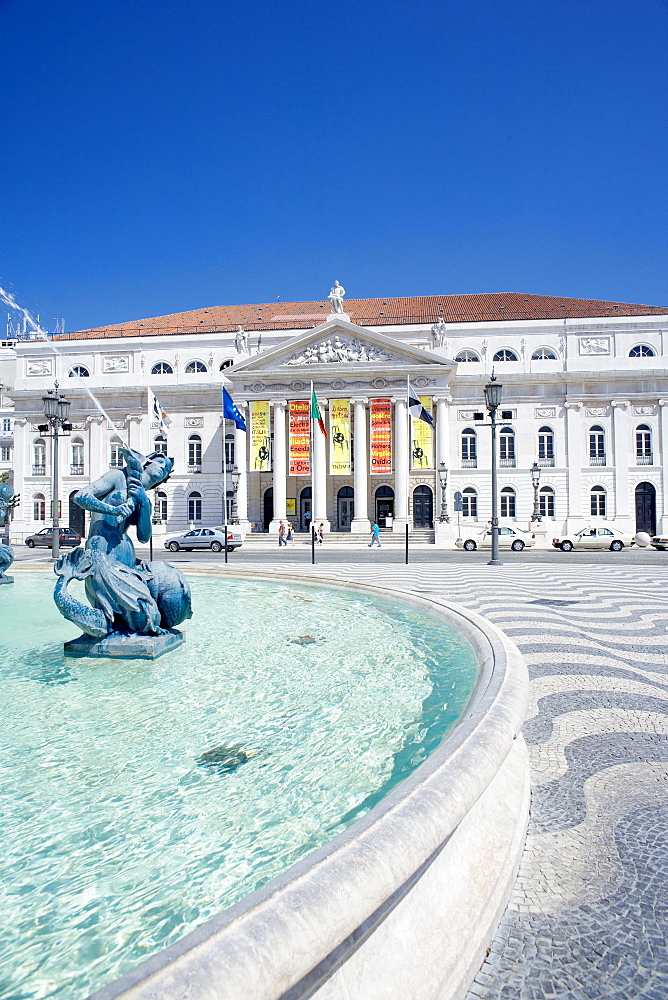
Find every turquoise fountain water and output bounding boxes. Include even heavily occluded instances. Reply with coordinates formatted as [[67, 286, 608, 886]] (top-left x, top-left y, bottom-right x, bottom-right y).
[[0, 573, 478, 999]]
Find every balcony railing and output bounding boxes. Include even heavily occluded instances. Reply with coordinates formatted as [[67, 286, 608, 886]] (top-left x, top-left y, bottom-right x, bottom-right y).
[[32, 464, 46, 476], [589, 455, 606, 466], [537, 456, 555, 467], [70, 464, 85, 475], [188, 464, 202, 474], [636, 454, 653, 465], [499, 457, 516, 467], [461, 458, 477, 468]]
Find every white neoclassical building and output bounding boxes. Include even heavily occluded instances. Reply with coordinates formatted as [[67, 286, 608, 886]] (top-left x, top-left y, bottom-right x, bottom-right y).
[[3, 288, 668, 544]]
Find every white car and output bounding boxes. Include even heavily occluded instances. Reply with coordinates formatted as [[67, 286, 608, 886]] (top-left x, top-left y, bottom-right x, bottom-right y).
[[552, 526, 635, 552], [164, 527, 243, 552], [650, 534, 668, 550], [456, 526, 536, 552]]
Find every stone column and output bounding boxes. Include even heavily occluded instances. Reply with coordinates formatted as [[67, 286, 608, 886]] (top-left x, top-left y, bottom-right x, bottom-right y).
[[611, 399, 631, 524], [660, 400, 668, 534], [393, 395, 409, 530], [269, 400, 287, 531], [564, 400, 583, 524], [234, 402, 251, 534], [351, 397, 370, 533], [434, 395, 451, 469], [433, 395, 456, 547], [313, 398, 330, 531]]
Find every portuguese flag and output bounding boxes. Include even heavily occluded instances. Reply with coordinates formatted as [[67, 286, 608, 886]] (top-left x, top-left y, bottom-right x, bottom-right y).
[[311, 384, 328, 436]]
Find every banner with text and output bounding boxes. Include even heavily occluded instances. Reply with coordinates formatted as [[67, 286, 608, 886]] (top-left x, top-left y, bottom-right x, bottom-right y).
[[250, 401, 271, 472], [289, 399, 311, 476], [370, 398, 392, 474], [411, 396, 434, 468], [329, 399, 351, 475]]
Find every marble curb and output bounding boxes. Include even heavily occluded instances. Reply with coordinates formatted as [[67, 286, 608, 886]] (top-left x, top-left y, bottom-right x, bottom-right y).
[[88, 569, 530, 1000]]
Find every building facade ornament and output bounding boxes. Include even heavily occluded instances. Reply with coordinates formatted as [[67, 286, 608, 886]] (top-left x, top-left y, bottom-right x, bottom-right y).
[[27, 359, 53, 376], [234, 326, 248, 354], [578, 337, 610, 355], [634, 405, 655, 415], [284, 336, 394, 365], [564, 400, 583, 410], [534, 407, 556, 418], [586, 407, 608, 417], [611, 399, 631, 409], [103, 356, 129, 373], [184, 417, 204, 428]]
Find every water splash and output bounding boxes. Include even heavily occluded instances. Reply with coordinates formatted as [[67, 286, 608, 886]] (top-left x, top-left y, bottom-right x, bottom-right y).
[[0, 284, 128, 445]]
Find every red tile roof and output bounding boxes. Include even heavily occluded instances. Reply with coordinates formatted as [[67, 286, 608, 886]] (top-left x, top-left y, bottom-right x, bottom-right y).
[[56, 293, 668, 341]]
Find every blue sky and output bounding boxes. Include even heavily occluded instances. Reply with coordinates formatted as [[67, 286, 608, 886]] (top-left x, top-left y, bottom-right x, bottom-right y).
[[1, 0, 666, 332]]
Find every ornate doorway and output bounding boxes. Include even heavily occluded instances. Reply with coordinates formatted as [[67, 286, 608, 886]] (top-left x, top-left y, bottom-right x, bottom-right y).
[[300, 486, 312, 531], [337, 486, 354, 531], [374, 485, 394, 528], [635, 481, 656, 535], [412, 485, 434, 528]]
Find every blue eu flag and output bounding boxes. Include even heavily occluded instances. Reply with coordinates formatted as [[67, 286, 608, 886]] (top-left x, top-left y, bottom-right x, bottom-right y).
[[222, 387, 246, 431]]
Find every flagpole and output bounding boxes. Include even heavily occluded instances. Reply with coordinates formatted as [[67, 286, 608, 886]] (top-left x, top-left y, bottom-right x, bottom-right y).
[[406, 375, 411, 563], [310, 381, 315, 560], [223, 415, 229, 564]]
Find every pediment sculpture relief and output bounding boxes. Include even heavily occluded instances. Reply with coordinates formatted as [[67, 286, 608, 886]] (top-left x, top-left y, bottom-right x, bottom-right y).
[[283, 336, 394, 366]]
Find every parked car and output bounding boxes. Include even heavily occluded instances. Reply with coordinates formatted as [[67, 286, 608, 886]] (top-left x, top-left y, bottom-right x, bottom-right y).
[[650, 533, 668, 550], [456, 526, 536, 552], [164, 527, 243, 552], [552, 526, 635, 551], [24, 527, 82, 548]]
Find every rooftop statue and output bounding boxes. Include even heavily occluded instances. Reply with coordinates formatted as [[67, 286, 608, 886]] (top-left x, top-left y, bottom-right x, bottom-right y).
[[54, 447, 192, 658], [431, 317, 447, 348], [0, 482, 19, 584], [328, 281, 346, 314]]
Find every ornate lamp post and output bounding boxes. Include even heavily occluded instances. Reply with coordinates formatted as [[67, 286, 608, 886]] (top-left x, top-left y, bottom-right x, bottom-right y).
[[40, 382, 71, 560], [530, 461, 542, 522], [483, 374, 503, 566], [230, 464, 241, 524], [438, 462, 450, 522]]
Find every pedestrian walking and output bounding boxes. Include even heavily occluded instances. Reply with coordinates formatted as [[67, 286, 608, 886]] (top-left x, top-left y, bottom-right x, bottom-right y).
[[278, 520, 287, 546], [369, 522, 381, 547], [286, 522, 294, 545], [317, 523, 324, 544]]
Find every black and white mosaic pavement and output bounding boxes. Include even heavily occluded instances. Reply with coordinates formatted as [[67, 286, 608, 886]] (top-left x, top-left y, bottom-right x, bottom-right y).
[[267, 561, 668, 1000]]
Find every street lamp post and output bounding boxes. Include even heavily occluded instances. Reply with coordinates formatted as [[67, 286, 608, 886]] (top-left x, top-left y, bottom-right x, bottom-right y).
[[483, 374, 503, 566], [531, 461, 542, 522], [40, 382, 71, 561], [438, 462, 450, 522], [230, 465, 241, 524]]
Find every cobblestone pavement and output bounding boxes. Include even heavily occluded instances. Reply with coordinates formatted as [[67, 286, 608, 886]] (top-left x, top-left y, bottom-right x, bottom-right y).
[[246, 560, 668, 1000]]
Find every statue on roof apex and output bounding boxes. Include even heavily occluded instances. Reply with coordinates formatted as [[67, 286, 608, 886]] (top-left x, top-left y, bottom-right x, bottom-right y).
[[328, 281, 346, 314], [431, 316, 446, 348], [234, 325, 248, 354]]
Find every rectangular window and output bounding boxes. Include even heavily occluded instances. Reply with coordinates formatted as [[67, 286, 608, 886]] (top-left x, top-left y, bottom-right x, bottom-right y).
[[0, 446, 10, 462]]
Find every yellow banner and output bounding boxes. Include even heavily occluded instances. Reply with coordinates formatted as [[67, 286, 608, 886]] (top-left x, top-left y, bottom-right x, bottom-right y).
[[411, 396, 434, 468], [329, 399, 351, 475], [289, 400, 311, 476], [250, 401, 271, 472]]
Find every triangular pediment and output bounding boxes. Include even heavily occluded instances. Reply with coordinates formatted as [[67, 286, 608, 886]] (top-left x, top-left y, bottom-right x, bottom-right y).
[[230, 316, 452, 373]]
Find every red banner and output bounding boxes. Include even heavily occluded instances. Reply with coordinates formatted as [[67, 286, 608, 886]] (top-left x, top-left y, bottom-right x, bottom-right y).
[[289, 400, 310, 476], [370, 398, 392, 474]]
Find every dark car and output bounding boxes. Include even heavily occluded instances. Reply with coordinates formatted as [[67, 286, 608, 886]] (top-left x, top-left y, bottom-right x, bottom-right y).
[[25, 527, 82, 548]]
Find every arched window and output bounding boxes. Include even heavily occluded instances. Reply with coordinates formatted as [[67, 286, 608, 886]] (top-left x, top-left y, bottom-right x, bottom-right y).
[[153, 434, 167, 455], [538, 426, 554, 466], [219, 359, 234, 371], [500, 486, 516, 518], [33, 438, 46, 475], [188, 434, 202, 472], [151, 361, 173, 375], [589, 425, 605, 465], [69, 364, 90, 377], [185, 360, 207, 374], [110, 437, 124, 468], [461, 428, 477, 467], [33, 492, 46, 521], [224, 433, 235, 470], [636, 424, 652, 464], [462, 487, 477, 518], [155, 490, 167, 522], [455, 350, 480, 362], [532, 347, 557, 360], [499, 427, 515, 466], [590, 485, 606, 517], [188, 491, 202, 522], [71, 436, 84, 475], [629, 345, 655, 358], [539, 486, 555, 518], [493, 349, 519, 362]]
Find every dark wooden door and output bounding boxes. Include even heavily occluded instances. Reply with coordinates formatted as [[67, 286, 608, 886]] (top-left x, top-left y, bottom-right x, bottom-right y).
[[635, 482, 656, 534]]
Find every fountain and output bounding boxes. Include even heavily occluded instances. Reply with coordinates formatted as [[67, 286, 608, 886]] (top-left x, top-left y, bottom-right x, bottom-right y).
[[54, 446, 192, 658], [0, 481, 19, 583]]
